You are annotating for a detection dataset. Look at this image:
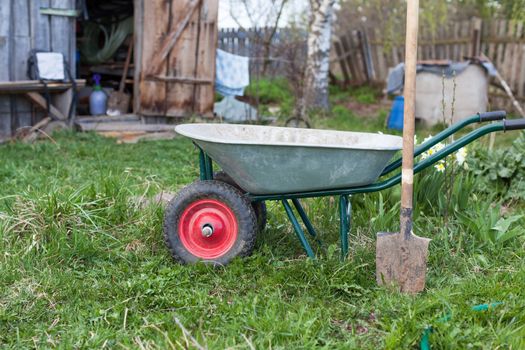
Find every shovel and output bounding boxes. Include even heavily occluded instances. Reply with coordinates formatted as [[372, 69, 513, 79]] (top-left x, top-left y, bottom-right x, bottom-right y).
[[376, 0, 430, 294], [107, 40, 133, 116]]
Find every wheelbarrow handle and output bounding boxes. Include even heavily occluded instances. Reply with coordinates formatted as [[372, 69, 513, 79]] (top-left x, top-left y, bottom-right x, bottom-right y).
[[381, 111, 508, 176], [478, 110, 507, 122], [504, 118, 525, 131]]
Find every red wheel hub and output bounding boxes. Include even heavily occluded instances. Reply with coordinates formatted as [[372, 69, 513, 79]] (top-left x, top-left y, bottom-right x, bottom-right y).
[[178, 199, 238, 259]]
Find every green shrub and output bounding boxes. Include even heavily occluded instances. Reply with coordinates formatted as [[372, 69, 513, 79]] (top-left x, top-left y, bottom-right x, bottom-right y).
[[244, 78, 294, 105], [468, 132, 525, 201]]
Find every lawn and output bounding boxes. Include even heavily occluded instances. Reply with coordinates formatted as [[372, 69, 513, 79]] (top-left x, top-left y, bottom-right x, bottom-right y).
[[1, 86, 524, 348]]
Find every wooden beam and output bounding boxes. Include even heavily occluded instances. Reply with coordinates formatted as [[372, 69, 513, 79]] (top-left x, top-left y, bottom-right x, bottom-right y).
[[76, 122, 176, 133], [151, 76, 213, 84], [145, 0, 200, 76], [40, 8, 80, 17], [76, 114, 140, 124], [0, 80, 86, 94], [133, 0, 144, 114], [25, 92, 67, 120]]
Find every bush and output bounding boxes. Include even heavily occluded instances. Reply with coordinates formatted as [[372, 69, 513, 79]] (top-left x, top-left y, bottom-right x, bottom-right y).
[[468, 132, 525, 201], [244, 78, 294, 105]]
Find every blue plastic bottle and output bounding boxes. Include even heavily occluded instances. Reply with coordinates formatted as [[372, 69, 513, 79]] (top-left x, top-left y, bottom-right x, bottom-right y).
[[387, 95, 404, 130], [89, 74, 107, 115]]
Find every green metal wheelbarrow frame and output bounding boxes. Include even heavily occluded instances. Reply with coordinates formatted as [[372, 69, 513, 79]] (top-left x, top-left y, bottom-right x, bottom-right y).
[[195, 111, 524, 259]]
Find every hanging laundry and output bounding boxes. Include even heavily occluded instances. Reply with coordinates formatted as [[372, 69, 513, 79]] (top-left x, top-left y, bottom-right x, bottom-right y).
[[215, 49, 250, 96]]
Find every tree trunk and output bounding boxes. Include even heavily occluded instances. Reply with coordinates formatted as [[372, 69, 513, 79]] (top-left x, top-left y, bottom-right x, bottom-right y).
[[302, 0, 336, 113]]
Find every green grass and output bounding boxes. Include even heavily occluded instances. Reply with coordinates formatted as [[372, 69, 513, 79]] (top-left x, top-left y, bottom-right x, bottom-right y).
[[1, 114, 524, 348]]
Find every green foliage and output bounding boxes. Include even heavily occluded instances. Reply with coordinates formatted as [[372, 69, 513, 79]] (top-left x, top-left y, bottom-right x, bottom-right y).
[[468, 132, 525, 201], [414, 168, 475, 216], [244, 77, 294, 105], [0, 123, 524, 347], [353, 87, 378, 105], [456, 201, 524, 245], [500, 0, 525, 20], [322, 105, 388, 132], [329, 85, 379, 105]]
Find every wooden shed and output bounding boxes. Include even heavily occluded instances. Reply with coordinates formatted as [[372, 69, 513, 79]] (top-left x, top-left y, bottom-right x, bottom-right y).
[[0, 0, 218, 139], [0, 0, 77, 139]]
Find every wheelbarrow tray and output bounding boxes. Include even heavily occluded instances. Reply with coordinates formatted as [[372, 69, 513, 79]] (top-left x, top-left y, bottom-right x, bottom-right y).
[[175, 124, 402, 194]]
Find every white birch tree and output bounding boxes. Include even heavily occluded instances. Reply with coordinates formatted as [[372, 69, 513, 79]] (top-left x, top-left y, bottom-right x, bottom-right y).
[[302, 0, 337, 113]]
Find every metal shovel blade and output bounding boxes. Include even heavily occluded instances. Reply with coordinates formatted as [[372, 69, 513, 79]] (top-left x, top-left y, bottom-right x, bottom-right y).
[[376, 231, 431, 293]]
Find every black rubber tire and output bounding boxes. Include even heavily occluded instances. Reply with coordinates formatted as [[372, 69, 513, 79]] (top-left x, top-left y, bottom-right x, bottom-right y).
[[213, 171, 267, 232], [164, 180, 257, 265]]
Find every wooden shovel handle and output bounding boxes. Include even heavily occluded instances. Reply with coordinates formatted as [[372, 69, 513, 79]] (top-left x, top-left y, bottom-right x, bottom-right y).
[[400, 0, 419, 237], [119, 39, 134, 93]]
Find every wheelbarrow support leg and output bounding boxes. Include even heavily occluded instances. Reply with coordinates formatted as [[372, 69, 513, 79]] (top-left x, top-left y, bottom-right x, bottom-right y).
[[339, 195, 351, 260], [198, 149, 214, 180], [282, 200, 315, 259], [291, 198, 323, 247]]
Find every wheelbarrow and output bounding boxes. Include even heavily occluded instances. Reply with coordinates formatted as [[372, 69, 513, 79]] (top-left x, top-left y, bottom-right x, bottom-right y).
[[164, 111, 525, 264]]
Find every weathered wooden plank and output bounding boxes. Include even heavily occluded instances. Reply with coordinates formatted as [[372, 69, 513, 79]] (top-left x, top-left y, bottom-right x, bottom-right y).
[[480, 20, 489, 56], [0, 96, 10, 136], [25, 92, 66, 120], [147, 0, 200, 77], [12, 0, 32, 129], [76, 114, 140, 124], [436, 25, 443, 59], [190, 0, 218, 116], [358, 30, 375, 81], [343, 34, 364, 84], [139, 0, 171, 116], [29, 0, 53, 125], [0, 0, 11, 80], [67, 0, 75, 78], [0, 80, 85, 93], [77, 122, 176, 132], [167, 0, 217, 116], [496, 20, 507, 73], [471, 17, 482, 57], [459, 20, 469, 60], [444, 25, 451, 59], [500, 21, 513, 86], [391, 45, 400, 67], [506, 21, 520, 91], [165, 0, 200, 117], [50, 0, 74, 58], [333, 40, 350, 82], [452, 21, 460, 60], [30, 0, 51, 50], [0, 0, 12, 136], [373, 28, 387, 81], [351, 32, 367, 83], [47, 0, 76, 125], [133, 0, 143, 114], [426, 24, 433, 59], [338, 35, 356, 83], [488, 20, 497, 59], [517, 42, 525, 97]]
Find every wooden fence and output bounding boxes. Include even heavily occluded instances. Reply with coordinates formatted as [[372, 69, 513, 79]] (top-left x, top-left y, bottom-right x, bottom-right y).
[[333, 18, 525, 110], [218, 27, 306, 76]]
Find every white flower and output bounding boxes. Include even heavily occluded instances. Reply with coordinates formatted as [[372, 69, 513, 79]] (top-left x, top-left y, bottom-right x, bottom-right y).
[[421, 141, 445, 160], [434, 162, 446, 173], [456, 147, 468, 166]]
